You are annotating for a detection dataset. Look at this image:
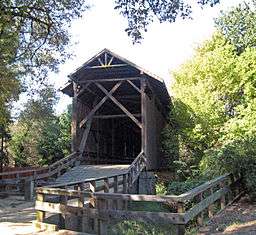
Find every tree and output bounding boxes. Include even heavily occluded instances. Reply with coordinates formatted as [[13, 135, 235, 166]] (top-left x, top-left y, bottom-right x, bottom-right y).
[[0, 0, 89, 83], [114, 0, 220, 42], [215, 0, 256, 54], [0, 0, 89, 130], [9, 85, 59, 166], [9, 86, 72, 166], [163, 4, 256, 198]]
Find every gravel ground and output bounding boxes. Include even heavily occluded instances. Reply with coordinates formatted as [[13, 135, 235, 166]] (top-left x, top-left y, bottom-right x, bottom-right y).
[[198, 195, 256, 234]]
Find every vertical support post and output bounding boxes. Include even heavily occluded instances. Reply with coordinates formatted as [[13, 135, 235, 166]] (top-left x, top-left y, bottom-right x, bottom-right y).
[[88, 181, 97, 233], [36, 193, 45, 223], [177, 202, 185, 235], [71, 82, 79, 152], [24, 178, 34, 201], [59, 194, 67, 229], [77, 183, 84, 232], [123, 174, 127, 193], [111, 119, 115, 160], [197, 193, 204, 226], [208, 188, 214, 219], [229, 174, 235, 203], [140, 78, 147, 158], [219, 182, 226, 210], [97, 198, 108, 235], [113, 176, 118, 209]]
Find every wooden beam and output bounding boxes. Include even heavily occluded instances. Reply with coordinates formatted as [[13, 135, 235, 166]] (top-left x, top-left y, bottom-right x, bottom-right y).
[[95, 83, 142, 129], [98, 58, 104, 66], [141, 79, 147, 154], [78, 77, 141, 84], [79, 81, 123, 128], [93, 114, 141, 119], [127, 80, 141, 94], [78, 117, 93, 153], [87, 64, 128, 69], [75, 82, 91, 98], [108, 56, 114, 65]]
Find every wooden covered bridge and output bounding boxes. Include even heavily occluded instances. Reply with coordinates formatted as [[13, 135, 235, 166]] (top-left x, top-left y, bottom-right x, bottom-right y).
[[62, 48, 170, 169], [0, 49, 244, 235]]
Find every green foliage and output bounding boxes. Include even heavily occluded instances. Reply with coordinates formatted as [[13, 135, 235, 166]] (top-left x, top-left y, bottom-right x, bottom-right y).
[[201, 137, 256, 200], [216, 1, 256, 54], [163, 3, 256, 199], [155, 182, 167, 195], [9, 86, 71, 166], [168, 179, 206, 195], [109, 220, 176, 235], [114, 0, 220, 42]]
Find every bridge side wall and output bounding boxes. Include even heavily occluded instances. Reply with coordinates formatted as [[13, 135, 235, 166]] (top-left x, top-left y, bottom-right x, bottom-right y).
[[144, 89, 167, 170]]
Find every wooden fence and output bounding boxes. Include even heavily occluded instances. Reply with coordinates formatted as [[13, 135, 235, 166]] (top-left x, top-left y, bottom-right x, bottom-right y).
[[0, 152, 80, 193], [35, 169, 243, 234]]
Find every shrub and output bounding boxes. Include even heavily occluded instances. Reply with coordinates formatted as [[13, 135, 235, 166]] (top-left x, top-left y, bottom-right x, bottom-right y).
[[200, 137, 256, 201]]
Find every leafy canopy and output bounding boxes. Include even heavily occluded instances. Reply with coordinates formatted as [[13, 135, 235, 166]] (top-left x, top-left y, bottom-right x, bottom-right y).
[[114, 0, 220, 42]]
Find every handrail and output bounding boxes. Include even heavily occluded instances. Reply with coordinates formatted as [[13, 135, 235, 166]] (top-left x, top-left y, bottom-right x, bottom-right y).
[[46, 151, 146, 189], [34, 172, 243, 235], [0, 151, 79, 181]]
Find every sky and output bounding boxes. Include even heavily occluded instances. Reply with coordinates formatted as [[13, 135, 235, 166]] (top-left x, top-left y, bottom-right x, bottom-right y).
[[49, 0, 244, 114]]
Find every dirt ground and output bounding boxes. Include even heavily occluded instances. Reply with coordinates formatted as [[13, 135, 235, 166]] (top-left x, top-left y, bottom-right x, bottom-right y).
[[0, 195, 36, 235], [198, 195, 256, 234]]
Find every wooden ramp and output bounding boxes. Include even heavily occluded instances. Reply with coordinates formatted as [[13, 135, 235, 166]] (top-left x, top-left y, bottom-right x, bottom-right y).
[[55, 164, 129, 185]]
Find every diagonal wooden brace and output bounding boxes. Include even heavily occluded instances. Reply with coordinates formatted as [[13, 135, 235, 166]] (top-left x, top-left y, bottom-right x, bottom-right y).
[[126, 80, 141, 94], [96, 83, 142, 129], [79, 81, 123, 128]]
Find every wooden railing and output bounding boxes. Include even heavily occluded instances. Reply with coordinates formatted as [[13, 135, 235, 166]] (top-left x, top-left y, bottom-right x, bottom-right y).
[[35, 172, 243, 235], [0, 152, 80, 192]]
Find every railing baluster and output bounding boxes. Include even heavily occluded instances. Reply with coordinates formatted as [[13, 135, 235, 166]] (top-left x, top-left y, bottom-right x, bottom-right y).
[[219, 181, 226, 210], [36, 193, 46, 223], [177, 202, 185, 235], [208, 187, 214, 219], [197, 193, 204, 226]]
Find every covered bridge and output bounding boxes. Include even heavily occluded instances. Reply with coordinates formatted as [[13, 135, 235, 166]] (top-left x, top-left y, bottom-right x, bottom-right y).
[[61, 49, 170, 170]]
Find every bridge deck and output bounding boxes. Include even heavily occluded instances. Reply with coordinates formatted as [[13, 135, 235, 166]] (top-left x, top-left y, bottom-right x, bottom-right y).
[[55, 164, 130, 185]]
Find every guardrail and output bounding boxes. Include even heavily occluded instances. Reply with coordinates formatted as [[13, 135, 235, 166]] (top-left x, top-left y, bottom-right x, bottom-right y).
[[35, 172, 243, 235], [0, 152, 80, 195]]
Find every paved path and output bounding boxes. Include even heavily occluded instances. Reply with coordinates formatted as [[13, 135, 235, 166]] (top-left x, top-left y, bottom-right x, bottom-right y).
[[199, 195, 256, 234]]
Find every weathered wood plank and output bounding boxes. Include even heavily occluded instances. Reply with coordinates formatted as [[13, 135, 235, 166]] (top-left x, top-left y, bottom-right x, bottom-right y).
[[178, 173, 231, 202], [78, 77, 141, 83], [127, 80, 141, 94], [79, 81, 123, 128], [95, 82, 142, 129], [184, 186, 229, 223]]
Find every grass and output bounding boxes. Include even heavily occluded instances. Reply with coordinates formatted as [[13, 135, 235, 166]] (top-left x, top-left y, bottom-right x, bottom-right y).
[[107, 201, 177, 235]]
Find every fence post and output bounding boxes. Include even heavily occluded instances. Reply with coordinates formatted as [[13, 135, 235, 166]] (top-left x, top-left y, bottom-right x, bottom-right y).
[[24, 178, 34, 201], [36, 192, 45, 223], [208, 187, 214, 219], [97, 198, 108, 235], [197, 193, 204, 226], [177, 202, 185, 235], [219, 181, 226, 210]]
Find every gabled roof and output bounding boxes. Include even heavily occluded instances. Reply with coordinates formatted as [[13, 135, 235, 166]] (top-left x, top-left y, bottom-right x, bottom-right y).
[[61, 48, 170, 107], [69, 48, 164, 83]]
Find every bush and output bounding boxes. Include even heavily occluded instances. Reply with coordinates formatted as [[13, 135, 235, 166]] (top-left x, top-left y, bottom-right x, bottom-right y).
[[168, 179, 206, 195], [200, 137, 256, 201]]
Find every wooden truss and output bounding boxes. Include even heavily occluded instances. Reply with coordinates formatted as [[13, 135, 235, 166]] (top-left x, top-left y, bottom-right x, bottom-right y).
[[88, 52, 127, 69], [77, 78, 143, 155], [79, 78, 142, 129]]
